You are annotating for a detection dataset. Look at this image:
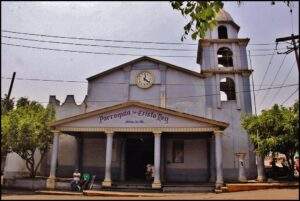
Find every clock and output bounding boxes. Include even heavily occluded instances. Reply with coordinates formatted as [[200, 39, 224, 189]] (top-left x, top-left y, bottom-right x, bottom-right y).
[[135, 71, 154, 89]]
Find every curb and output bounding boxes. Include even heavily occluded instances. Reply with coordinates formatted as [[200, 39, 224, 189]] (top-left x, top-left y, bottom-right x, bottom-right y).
[[225, 182, 299, 192], [83, 190, 165, 197], [36, 190, 83, 196]]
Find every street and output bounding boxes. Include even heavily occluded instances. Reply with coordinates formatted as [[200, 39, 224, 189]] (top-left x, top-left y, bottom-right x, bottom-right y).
[[1, 188, 299, 200]]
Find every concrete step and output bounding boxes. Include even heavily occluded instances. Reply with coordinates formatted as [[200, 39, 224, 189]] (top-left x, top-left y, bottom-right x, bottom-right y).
[[163, 185, 215, 192], [225, 182, 299, 192], [83, 190, 164, 197]]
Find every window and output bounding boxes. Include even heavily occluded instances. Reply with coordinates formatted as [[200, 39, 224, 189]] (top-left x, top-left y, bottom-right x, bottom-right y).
[[217, 47, 233, 67], [172, 140, 184, 163], [218, 25, 228, 39], [220, 77, 236, 101]]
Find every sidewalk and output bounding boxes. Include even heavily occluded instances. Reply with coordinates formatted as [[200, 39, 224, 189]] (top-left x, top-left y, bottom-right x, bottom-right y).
[[223, 181, 299, 192]]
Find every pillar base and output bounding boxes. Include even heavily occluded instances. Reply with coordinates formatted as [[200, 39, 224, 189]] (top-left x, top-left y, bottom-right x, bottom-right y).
[[215, 181, 224, 189], [257, 176, 266, 183], [46, 177, 56, 190], [238, 177, 248, 182], [102, 179, 112, 187], [152, 180, 162, 189]]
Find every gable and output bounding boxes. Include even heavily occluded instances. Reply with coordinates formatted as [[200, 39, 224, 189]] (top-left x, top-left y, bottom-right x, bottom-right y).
[[50, 101, 229, 131], [86, 56, 205, 81]]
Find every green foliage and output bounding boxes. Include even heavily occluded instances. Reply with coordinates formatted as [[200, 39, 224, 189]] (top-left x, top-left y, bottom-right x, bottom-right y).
[[1, 97, 55, 178], [241, 101, 299, 178], [171, 1, 223, 41], [170, 1, 292, 41], [1, 94, 14, 115]]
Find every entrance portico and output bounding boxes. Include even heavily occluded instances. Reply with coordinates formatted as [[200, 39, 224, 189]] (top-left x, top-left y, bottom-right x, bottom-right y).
[[47, 101, 228, 190]]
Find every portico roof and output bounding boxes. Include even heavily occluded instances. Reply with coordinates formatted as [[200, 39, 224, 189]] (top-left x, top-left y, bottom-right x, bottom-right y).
[[50, 101, 229, 133]]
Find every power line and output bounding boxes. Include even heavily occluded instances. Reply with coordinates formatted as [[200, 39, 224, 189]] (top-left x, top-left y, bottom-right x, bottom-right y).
[[267, 60, 296, 106], [257, 49, 276, 90], [281, 87, 298, 105], [2, 29, 198, 46], [2, 35, 284, 52], [1, 42, 196, 58], [1, 42, 280, 57], [1, 76, 295, 87], [1, 35, 197, 52], [258, 53, 288, 108], [15, 83, 298, 104], [1, 29, 276, 46]]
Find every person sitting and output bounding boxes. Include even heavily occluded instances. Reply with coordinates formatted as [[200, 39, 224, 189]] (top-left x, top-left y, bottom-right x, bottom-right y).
[[145, 164, 154, 182], [70, 169, 81, 191]]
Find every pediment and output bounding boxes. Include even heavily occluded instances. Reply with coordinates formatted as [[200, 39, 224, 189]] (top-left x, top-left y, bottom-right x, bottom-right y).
[[50, 101, 228, 132]]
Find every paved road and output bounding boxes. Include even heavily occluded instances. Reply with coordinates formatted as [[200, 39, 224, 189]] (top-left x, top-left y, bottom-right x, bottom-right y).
[[1, 188, 299, 200]]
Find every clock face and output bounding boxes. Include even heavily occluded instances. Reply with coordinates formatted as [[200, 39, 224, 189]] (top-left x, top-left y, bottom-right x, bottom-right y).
[[135, 71, 154, 89]]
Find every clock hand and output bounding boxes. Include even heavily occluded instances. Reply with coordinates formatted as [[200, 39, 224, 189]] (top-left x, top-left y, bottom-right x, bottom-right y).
[[143, 76, 150, 83]]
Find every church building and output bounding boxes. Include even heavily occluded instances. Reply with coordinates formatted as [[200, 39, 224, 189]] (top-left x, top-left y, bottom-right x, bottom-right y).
[[3, 9, 259, 190]]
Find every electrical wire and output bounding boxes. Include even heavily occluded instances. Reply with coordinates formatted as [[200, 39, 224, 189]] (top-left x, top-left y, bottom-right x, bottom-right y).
[[1, 76, 294, 87], [1, 42, 196, 58], [1, 42, 279, 57], [281, 87, 298, 105], [267, 60, 296, 106], [1, 29, 276, 46], [257, 49, 276, 90], [2, 82, 298, 104], [1, 35, 197, 52], [258, 53, 288, 108]]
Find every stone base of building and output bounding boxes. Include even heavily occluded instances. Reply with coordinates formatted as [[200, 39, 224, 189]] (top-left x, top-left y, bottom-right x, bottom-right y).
[[102, 180, 112, 187], [152, 180, 162, 189], [46, 177, 56, 189], [215, 182, 224, 189]]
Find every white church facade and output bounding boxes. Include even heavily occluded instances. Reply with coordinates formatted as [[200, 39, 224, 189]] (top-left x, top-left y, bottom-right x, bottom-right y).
[[3, 9, 261, 190]]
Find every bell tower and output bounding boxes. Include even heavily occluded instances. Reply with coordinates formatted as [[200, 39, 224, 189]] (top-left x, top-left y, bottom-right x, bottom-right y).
[[197, 9, 253, 113], [198, 9, 257, 180]]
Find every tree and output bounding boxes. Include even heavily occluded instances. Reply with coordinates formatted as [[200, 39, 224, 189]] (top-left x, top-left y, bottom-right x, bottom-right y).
[[1, 98, 55, 178], [241, 101, 299, 179], [170, 1, 292, 41], [1, 94, 14, 169]]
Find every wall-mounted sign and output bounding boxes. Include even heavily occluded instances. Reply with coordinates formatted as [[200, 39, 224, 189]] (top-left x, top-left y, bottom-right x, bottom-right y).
[[97, 108, 169, 124]]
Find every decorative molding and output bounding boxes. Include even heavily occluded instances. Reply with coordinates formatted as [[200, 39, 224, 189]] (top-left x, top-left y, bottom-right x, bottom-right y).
[[214, 130, 223, 136], [56, 126, 219, 133], [199, 38, 250, 45], [50, 101, 229, 129], [201, 68, 253, 75]]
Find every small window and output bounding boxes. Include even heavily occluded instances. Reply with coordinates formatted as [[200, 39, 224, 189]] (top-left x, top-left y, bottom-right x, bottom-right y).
[[172, 140, 184, 163], [217, 47, 233, 67], [220, 77, 236, 101], [218, 26, 228, 39]]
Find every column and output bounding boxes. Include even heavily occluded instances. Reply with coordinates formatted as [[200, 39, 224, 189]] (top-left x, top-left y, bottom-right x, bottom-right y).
[[256, 154, 266, 182], [102, 131, 114, 187], [46, 131, 60, 189], [120, 138, 126, 182], [214, 131, 223, 189], [236, 153, 247, 182], [209, 136, 216, 183], [76, 136, 83, 172], [152, 131, 162, 189]]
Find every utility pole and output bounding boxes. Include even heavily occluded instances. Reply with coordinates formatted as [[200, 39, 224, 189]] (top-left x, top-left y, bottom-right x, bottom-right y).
[[7, 72, 16, 100], [275, 34, 299, 71]]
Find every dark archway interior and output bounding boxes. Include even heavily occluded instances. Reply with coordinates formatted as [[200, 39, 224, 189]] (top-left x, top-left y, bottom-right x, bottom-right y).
[[217, 47, 233, 67], [218, 25, 228, 39], [125, 135, 154, 182], [220, 77, 236, 101]]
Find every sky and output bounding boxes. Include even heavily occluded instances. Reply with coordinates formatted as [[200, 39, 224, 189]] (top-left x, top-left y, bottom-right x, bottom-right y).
[[1, 1, 299, 113]]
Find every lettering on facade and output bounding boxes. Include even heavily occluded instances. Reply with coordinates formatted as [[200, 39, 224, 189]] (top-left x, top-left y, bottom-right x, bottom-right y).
[[97, 109, 169, 124]]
